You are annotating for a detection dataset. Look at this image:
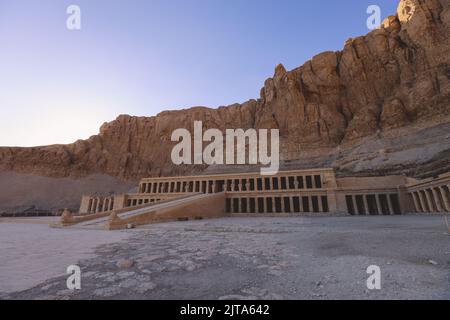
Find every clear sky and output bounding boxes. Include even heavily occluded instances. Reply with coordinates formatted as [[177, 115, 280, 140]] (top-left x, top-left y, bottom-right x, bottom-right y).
[[0, 0, 398, 147]]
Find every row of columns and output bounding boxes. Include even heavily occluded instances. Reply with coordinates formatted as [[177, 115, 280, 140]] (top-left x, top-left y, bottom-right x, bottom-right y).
[[127, 198, 161, 207], [410, 185, 450, 213], [347, 194, 397, 215], [140, 175, 323, 195], [87, 197, 114, 214], [227, 195, 328, 214], [140, 180, 216, 194]]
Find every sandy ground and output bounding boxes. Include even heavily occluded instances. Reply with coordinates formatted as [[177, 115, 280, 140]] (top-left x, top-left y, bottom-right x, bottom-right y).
[[0, 218, 130, 294], [1, 216, 449, 300]]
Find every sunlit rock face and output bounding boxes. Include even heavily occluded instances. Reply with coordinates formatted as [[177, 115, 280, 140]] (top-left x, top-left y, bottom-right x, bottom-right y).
[[0, 0, 449, 185]]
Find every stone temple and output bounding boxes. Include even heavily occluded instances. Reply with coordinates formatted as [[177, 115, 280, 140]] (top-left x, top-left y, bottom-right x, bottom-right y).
[[59, 168, 450, 230]]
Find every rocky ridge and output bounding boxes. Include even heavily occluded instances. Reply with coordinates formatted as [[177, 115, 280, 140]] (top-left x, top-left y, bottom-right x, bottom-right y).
[[0, 0, 450, 212]]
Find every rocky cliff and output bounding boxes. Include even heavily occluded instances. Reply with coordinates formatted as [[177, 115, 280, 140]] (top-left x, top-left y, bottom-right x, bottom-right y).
[[1, 0, 450, 212]]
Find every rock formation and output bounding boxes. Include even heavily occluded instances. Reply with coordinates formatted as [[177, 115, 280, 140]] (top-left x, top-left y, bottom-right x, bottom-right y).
[[1, 0, 450, 212]]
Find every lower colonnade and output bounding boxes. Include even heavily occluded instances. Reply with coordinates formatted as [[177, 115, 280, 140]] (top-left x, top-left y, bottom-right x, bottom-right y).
[[78, 169, 450, 216]]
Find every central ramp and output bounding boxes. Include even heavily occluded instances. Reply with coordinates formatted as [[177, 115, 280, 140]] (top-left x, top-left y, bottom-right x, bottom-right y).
[[70, 192, 226, 230]]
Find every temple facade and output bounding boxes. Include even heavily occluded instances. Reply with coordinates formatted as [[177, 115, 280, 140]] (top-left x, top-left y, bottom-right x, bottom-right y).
[[79, 168, 450, 216]]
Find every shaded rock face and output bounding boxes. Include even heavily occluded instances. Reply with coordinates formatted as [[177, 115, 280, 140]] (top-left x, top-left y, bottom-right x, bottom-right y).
[[0, 0, 449, 183]]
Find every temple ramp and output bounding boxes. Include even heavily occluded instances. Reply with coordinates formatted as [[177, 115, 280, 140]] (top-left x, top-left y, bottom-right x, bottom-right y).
[[107, 192, 226, 230], [59, 194, 197, 229], [67, 192, 226, 230], [73, 194, 202, 228]]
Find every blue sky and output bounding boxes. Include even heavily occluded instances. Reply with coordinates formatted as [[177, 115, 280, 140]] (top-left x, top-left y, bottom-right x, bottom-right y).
[[0, 0, 398, 147]]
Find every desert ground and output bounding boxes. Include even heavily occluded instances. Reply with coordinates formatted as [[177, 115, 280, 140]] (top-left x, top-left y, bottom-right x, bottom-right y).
[[0, 216, 449, 300]]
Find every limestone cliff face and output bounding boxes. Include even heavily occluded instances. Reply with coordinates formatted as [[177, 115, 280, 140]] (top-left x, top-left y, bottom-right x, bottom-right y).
[[1, 0, 450, 182]]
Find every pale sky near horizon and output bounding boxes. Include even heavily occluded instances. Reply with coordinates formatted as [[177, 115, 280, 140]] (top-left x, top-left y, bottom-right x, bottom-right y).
[[0, 0, 398, 147]]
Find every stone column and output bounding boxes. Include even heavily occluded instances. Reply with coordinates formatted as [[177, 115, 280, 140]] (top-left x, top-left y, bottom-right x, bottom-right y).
[[411, 192, 421, 213], [93, 198, 98, 212], [424, 189, 435, 212], [418, 191, 428, 212], [238, 180, 243, 192], [318, 196, 323, 213], [351, 195, 357, 215], [88, 198, 93, 213], [281, 197, 286, 213], [431, 188, 443, 212], [439, 186, 450, 211], [263, 197, 267, 213], [247, 198, 251, 213], [104, 198, 109, 211], [97, 198, 103, 213], [308, 196, 313, 213], [294, 179, 299, 190], [311, 176, 316, 189], [362, 195, 369, 215], [231, 181, 235, 192], [96, 198, 101, 213], [375, 194, 383, 215], [237, 198, 242, 213], [289, 197, 294, 213], [255, 198, 260, 213], [387, 195, 394, 215]]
